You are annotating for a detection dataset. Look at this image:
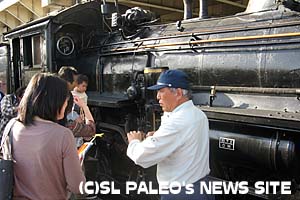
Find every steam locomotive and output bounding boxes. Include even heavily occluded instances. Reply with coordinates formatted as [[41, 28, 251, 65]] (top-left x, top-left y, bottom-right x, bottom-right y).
[[2, 0, 300, 199]]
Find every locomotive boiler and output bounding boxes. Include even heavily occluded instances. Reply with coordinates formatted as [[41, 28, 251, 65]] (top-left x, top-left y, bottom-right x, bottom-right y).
[[3, 0, 300, 199]]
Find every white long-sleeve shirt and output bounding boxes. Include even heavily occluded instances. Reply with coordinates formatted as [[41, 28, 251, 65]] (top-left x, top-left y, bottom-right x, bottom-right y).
[[127, 100, 210, 187]]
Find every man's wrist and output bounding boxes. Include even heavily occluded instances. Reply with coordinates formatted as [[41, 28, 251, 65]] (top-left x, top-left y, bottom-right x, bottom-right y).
[[128, 139, 140, 144]]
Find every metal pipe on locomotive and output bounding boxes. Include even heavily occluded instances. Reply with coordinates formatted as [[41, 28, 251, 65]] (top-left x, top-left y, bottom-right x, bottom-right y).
[[2, 0, 300, 199]]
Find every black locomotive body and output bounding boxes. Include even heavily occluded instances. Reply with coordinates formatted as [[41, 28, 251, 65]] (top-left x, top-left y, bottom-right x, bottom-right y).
[[3, 0, 300, 199]]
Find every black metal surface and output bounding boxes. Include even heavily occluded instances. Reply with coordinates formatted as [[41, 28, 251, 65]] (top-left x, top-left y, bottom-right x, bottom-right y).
[[0, 44, 9, 94], [87, 92, 133, 108], [200, 106, 300, 131], [4, 1, 300, 199], [209, 127, 295, 170]]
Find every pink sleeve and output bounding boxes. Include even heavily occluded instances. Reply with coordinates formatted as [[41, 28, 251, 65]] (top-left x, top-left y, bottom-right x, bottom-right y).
[[62, 130, 86, 193]]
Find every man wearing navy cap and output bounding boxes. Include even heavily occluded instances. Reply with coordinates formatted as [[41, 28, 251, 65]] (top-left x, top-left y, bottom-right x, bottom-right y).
[[127, 70, 213, 200]]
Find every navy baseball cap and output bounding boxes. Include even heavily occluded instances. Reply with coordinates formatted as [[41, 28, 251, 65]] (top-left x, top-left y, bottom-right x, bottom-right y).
[[147, 70, 190, 90]]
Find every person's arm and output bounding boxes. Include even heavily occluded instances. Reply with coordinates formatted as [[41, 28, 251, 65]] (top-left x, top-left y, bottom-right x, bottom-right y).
[[126, 120, 183, 168], [70, 96, 95, 138], [73, 96, 94, 123], [1, 95, 17, 117], [66, 120, 95, 138], [62, 129, 86, 193]]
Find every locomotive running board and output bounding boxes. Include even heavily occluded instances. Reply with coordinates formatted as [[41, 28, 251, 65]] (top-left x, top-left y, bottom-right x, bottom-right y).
[[199, 106, 300, 131]]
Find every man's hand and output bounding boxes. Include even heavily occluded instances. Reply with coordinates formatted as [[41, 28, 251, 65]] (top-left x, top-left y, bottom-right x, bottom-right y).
[[146, 131, 155, 138], [73, 95, 85, 108], [127, 131, 144, 143]]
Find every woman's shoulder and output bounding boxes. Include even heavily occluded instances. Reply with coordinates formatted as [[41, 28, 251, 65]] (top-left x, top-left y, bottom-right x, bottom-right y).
[[52, 122, 73, 135], [34, 120, 73, 136]]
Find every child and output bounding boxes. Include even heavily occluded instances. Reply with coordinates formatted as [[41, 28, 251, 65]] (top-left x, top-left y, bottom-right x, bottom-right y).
[[72, 74, 89, 120], [72, 74, 88, 105]]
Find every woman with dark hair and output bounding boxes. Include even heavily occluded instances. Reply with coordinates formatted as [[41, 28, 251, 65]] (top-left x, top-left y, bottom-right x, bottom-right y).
[[11, 73, 85, 199], [58, 66, 78, 90]]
